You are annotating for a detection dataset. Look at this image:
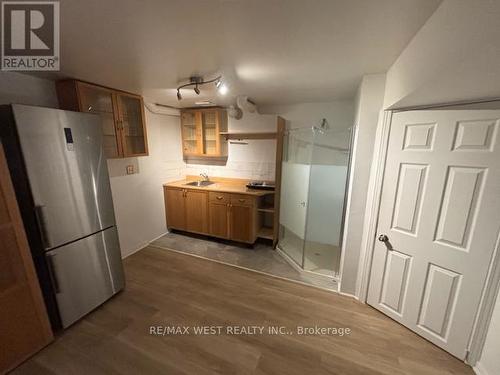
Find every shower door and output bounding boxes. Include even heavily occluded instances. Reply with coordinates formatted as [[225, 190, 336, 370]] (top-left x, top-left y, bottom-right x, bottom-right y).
[[278, 126, 352, 277], [278, 129, 314, 267], [303, 128, 351, 277]]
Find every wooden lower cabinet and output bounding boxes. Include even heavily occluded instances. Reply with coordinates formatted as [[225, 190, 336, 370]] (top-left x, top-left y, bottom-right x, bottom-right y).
[[184, 190, 208, 234], [229, 203, 256, 243], [209, 202, 230, 238], [164, 188, 186, 230], [164, 187, 257, 244]]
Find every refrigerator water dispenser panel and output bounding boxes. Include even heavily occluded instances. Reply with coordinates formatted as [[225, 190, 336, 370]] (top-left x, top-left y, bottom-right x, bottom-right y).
[[64, 127, 74, 151]]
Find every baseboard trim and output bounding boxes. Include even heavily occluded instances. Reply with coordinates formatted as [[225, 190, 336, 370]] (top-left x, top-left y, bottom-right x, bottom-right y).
[[474, 362, 490, 375], [122, 231, 169, 259]]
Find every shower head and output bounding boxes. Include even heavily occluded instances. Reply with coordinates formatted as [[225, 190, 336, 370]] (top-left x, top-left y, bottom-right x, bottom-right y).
[[320, 118, 330, 130]]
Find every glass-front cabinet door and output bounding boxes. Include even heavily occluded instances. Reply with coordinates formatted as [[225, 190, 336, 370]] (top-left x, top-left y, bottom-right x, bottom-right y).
[[201, 110, 218, 155], [78, 83, 121, 158], [116, 93, 148, 157], [181, 111, 201, 155]]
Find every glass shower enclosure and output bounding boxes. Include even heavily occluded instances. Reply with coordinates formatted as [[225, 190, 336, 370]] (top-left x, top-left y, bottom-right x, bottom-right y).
[[278, 125, 353, 278]]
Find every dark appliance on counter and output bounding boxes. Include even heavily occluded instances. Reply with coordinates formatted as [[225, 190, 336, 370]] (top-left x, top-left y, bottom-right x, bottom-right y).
[[246, 181, 275, 191]]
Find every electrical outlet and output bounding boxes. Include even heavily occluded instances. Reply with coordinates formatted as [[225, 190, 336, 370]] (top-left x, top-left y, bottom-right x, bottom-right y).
[[126, 165, 134, 174]]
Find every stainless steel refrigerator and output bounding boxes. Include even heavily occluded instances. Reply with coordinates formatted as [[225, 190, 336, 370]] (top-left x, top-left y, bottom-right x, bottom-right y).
[[0, 104, 125, 329]]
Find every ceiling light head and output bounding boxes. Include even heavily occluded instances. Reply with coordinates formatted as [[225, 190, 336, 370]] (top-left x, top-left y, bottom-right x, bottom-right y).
[[218, 83, 228, 95], [177, 90, 182, 100], [194, 85, 200, 95]]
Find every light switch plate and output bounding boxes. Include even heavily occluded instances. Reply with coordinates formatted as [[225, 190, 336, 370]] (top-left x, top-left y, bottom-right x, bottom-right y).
[[126, 165, 134, 174]]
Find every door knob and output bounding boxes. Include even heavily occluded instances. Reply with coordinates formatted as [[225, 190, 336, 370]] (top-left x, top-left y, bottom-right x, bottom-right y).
[[378, 234, 389, 242]]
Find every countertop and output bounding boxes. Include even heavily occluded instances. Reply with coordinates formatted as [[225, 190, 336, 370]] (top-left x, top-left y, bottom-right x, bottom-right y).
[[163, 179, 274, 196]]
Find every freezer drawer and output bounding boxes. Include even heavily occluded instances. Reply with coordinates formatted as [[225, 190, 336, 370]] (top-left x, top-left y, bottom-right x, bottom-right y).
[[46, 226, 125, 328]]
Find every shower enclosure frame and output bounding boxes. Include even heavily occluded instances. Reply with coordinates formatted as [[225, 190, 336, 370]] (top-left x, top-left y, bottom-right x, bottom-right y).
[[277, 124, 356, 280]]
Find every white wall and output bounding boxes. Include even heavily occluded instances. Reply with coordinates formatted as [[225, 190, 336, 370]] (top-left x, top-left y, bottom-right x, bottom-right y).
[[260, 100, 354, 131], [107, 109, 185, 257], [184, 111, 277, 181], [0, 72, 182, 258], [384, 0, 500, 109], [0, 72, 58, 107], [341, 74, 386, 295]]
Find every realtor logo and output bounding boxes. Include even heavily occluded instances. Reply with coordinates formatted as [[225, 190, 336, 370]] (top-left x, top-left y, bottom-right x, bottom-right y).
[[1, 1, 59, 70]]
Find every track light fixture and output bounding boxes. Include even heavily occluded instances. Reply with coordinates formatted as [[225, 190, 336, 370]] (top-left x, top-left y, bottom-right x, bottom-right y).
[[176, 75, 225, 100]]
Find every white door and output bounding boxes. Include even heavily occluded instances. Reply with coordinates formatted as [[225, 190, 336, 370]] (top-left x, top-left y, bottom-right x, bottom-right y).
[[367, 109, 500, 359]]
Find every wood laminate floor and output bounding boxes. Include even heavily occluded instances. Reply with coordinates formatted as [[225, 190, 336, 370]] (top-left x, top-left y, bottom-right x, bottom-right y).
[[151, 232, 336, 291], [13, 246, 473, 375]]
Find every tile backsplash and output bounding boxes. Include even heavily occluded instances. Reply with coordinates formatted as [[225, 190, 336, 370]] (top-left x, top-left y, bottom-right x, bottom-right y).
[[184, 160, 276, 181]]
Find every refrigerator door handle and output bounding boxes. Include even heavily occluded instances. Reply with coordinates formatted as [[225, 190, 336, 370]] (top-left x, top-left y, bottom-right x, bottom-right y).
[[34, 204, 52, 249], [46, 253, 61, 294]]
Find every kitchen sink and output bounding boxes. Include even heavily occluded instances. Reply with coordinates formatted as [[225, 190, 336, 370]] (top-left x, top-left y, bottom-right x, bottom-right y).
[[184, 180, 215, 187]]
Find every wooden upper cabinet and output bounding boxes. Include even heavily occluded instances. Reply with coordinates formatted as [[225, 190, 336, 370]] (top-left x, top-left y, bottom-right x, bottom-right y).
[[116, 93, 148, 157], [56, 80, 148, 158], [181, 108, 227, 159]]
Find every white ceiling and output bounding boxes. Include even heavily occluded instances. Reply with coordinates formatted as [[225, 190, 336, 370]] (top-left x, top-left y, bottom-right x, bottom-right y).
[[52, 0, 442, 107]]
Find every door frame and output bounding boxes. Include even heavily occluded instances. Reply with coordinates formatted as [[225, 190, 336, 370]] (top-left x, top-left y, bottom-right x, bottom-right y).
[[357, 100, 500, 365]]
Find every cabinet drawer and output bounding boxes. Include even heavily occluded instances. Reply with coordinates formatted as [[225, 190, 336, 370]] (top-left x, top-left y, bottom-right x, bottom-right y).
[[209, 192, 230, 203], [230, 194, 255, 206]]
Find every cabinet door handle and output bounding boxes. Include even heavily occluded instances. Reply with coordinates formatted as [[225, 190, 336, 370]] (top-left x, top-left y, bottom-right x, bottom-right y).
[[216, 196, 223, 200], [238, 199, 245, 202]]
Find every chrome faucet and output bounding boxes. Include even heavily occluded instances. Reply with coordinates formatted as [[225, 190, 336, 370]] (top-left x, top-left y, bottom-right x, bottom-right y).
[[200, 173, 209, 181]]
